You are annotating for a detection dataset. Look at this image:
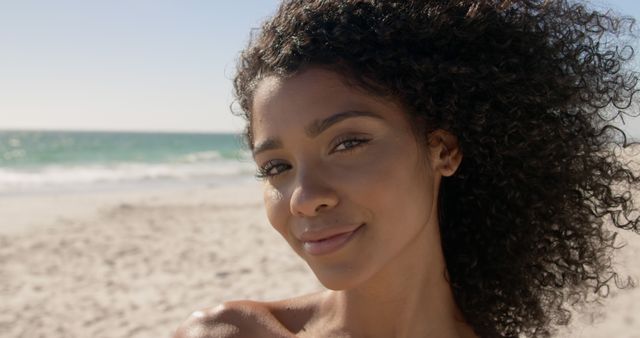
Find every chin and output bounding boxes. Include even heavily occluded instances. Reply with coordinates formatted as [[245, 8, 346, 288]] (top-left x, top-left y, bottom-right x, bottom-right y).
[[308, 262, 373, 291]]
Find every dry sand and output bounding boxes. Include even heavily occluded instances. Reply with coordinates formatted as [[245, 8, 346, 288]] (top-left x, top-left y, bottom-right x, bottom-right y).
[[1, 180, 639, 338], [0, 183, 321, 338]]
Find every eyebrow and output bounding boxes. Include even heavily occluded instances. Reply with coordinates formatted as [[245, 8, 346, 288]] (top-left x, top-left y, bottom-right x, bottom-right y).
[[252, 110, 383, 157]]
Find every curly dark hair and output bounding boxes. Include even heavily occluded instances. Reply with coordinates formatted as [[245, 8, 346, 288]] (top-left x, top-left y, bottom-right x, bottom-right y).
[[232, 0, 640, 337]]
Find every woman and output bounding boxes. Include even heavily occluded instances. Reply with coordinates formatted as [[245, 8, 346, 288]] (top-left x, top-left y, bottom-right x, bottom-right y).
[[176, 0, 639, 337]]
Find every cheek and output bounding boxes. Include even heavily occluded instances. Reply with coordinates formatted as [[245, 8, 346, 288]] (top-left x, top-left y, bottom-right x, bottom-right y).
[[354, 149, 435, 225], [263, 185, 289, 236]]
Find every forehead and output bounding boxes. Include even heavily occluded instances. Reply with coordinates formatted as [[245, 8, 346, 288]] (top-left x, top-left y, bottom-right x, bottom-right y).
[[251, 68, 404, 141]]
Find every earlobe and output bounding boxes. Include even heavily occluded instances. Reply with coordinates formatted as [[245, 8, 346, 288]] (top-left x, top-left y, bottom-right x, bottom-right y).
[[428, 130, 463, 177]]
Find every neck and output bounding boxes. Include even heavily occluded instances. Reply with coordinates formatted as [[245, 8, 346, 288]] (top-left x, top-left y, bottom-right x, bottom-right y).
[[318, 223, 476, 338]]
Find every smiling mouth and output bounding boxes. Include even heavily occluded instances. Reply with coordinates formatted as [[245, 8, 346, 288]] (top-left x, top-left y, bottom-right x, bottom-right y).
[[301, 223, 365, 256]]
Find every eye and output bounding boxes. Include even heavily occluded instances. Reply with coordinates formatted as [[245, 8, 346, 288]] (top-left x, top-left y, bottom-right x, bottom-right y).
[[332, 137, 371, 153], [255, 160, 291, 179]]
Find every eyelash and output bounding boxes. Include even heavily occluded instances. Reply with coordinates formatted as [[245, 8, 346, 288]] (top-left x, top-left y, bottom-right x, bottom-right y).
[[255, 137, 371, 179], [255, 160, 290, 179]]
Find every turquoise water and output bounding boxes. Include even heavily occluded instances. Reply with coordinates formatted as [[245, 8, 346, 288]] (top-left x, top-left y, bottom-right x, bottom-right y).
[[0, 130, 255, 194], [0, 130, 246, 168]]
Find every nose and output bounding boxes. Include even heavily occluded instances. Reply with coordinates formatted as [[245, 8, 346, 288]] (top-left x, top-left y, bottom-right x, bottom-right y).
[[290, 170, 339, 217]]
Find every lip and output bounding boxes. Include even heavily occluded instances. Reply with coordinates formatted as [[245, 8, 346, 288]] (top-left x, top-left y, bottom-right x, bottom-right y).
[[300, 223, 365, 256]]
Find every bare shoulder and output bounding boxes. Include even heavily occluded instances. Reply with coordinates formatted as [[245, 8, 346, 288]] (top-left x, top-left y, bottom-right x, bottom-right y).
[[172, 293, 325, 338], [172, 300, 276, 338]]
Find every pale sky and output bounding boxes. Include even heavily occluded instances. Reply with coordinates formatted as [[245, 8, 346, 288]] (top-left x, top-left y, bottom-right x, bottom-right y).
[[1, 0, 639, 137]]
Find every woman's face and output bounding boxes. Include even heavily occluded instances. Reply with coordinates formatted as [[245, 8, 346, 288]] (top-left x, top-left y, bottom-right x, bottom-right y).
[[251, 68, 445, 290]]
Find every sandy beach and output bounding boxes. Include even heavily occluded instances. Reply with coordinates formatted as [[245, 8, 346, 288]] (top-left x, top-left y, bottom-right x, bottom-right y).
[[0, 183, 322, 338], [1, 179, 639, 338]]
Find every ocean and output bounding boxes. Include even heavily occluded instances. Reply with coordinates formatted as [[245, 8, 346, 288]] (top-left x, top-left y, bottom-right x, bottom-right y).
[[0, 130, 256, 195]]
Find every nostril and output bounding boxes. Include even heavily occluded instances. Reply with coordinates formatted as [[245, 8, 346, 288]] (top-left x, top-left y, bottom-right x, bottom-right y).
[[315, 203, 329, 212]]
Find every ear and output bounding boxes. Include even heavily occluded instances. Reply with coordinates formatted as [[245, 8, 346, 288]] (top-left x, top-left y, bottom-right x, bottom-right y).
[[427, 130, 463, 177]]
